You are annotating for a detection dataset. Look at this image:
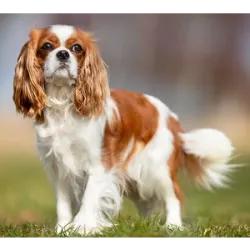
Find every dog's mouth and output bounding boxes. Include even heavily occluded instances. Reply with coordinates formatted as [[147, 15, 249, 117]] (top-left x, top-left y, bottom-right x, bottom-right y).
[[55, 64, 70, 74], [57, 64, 69, 70], [46, 64, 76, 80]]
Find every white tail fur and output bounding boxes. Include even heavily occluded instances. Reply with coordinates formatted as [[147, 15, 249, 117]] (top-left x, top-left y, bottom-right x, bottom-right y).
[[179, 128, 236, 190]]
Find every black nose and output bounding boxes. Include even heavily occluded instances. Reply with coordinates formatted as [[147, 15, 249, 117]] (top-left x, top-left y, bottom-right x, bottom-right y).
[[56, 50, 70, 61]]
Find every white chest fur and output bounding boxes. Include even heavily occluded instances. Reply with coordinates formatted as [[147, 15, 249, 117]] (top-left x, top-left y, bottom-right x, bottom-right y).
[[35, 84, 107, 180]]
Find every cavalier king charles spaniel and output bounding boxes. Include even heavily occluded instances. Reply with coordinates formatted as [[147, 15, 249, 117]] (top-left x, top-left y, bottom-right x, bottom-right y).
[[13, 25, 235, 235]]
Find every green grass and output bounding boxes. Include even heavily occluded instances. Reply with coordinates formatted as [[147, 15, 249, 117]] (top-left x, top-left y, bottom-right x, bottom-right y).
[[0, 153, 250, 237]]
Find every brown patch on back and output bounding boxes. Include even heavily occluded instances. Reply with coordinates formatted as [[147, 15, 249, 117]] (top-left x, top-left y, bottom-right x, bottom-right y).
[[102, 89, 159, 170]]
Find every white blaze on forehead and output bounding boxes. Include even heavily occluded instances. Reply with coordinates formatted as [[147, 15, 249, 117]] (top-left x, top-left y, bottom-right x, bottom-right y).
[[50, 25, 75, 46], [44, 25, 78, 81]]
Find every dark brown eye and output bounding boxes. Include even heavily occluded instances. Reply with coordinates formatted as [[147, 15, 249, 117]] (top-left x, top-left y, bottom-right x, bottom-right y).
[[71, 44, 82, 52], [41, 43, 53, 51]]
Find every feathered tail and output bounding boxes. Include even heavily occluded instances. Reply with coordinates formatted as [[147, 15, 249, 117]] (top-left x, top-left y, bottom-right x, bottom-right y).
[[179, 128, 236, 190]]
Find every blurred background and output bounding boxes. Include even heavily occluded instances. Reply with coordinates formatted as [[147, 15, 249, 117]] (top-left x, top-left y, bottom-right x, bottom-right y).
[[0, 14, 250, 227]]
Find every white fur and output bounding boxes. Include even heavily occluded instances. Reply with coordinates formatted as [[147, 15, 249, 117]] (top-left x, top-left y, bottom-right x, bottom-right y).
[[36, 81, 123, 234], [126, 95, 182, 226], [44, 25, 77, 84], [126, 94, 173, 200], [36, 86, 235, 232], [35, 25, 124, 235], [36, 80, 184, 233], [33, 25, 235, 234], [51, 25, 75, 44], [180, 129, 234, 190]]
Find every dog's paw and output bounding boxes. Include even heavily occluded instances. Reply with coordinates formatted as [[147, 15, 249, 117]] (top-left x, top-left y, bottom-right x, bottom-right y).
[[166, 216, 184, 231], [166, 222, 185, 231]]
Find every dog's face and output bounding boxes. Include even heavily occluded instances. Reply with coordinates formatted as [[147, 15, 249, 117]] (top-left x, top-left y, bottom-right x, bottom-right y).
[[13, 25, 109, 119], [36, 26, 84, 85]]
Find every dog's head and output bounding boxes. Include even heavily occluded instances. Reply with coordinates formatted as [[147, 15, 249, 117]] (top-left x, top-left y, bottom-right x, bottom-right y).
[[13, 25, 109, 119]]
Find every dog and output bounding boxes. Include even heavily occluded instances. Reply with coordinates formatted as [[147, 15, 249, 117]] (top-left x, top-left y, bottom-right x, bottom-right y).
[[13, 25, 235, 235]]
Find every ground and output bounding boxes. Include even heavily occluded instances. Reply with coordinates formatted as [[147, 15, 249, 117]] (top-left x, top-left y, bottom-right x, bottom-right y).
[[0, 153, 250, 237]]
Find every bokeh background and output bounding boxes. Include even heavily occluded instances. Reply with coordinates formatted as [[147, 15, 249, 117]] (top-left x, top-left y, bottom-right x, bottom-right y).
[[0, 14, 249, 227]]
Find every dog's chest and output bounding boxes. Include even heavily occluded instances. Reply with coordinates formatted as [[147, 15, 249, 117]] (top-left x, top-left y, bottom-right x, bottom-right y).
[[36, 109, 106, 177]]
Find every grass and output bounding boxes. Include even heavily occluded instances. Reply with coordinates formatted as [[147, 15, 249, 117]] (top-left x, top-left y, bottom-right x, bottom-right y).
[[0, 153, 250, 237]]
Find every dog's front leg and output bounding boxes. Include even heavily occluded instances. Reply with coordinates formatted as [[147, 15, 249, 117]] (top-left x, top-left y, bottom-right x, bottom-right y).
[[43, 162, 73, 234], [72, 166, 122, 235], [55, 179, 73, 233]]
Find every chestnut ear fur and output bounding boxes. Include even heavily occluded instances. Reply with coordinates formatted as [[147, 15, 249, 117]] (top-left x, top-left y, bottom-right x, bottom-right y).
[[74, 32, 109, 117], [13, 30, 46, 119]]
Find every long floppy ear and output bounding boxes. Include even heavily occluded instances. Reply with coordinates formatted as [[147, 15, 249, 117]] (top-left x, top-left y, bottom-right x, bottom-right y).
[[74, 39, 109, 117], [13, 33, 46, 119]]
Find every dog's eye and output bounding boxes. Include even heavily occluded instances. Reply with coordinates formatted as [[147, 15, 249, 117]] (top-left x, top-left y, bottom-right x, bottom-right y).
[[71, 44, 82, 52], [41, 43, 53, 51]]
